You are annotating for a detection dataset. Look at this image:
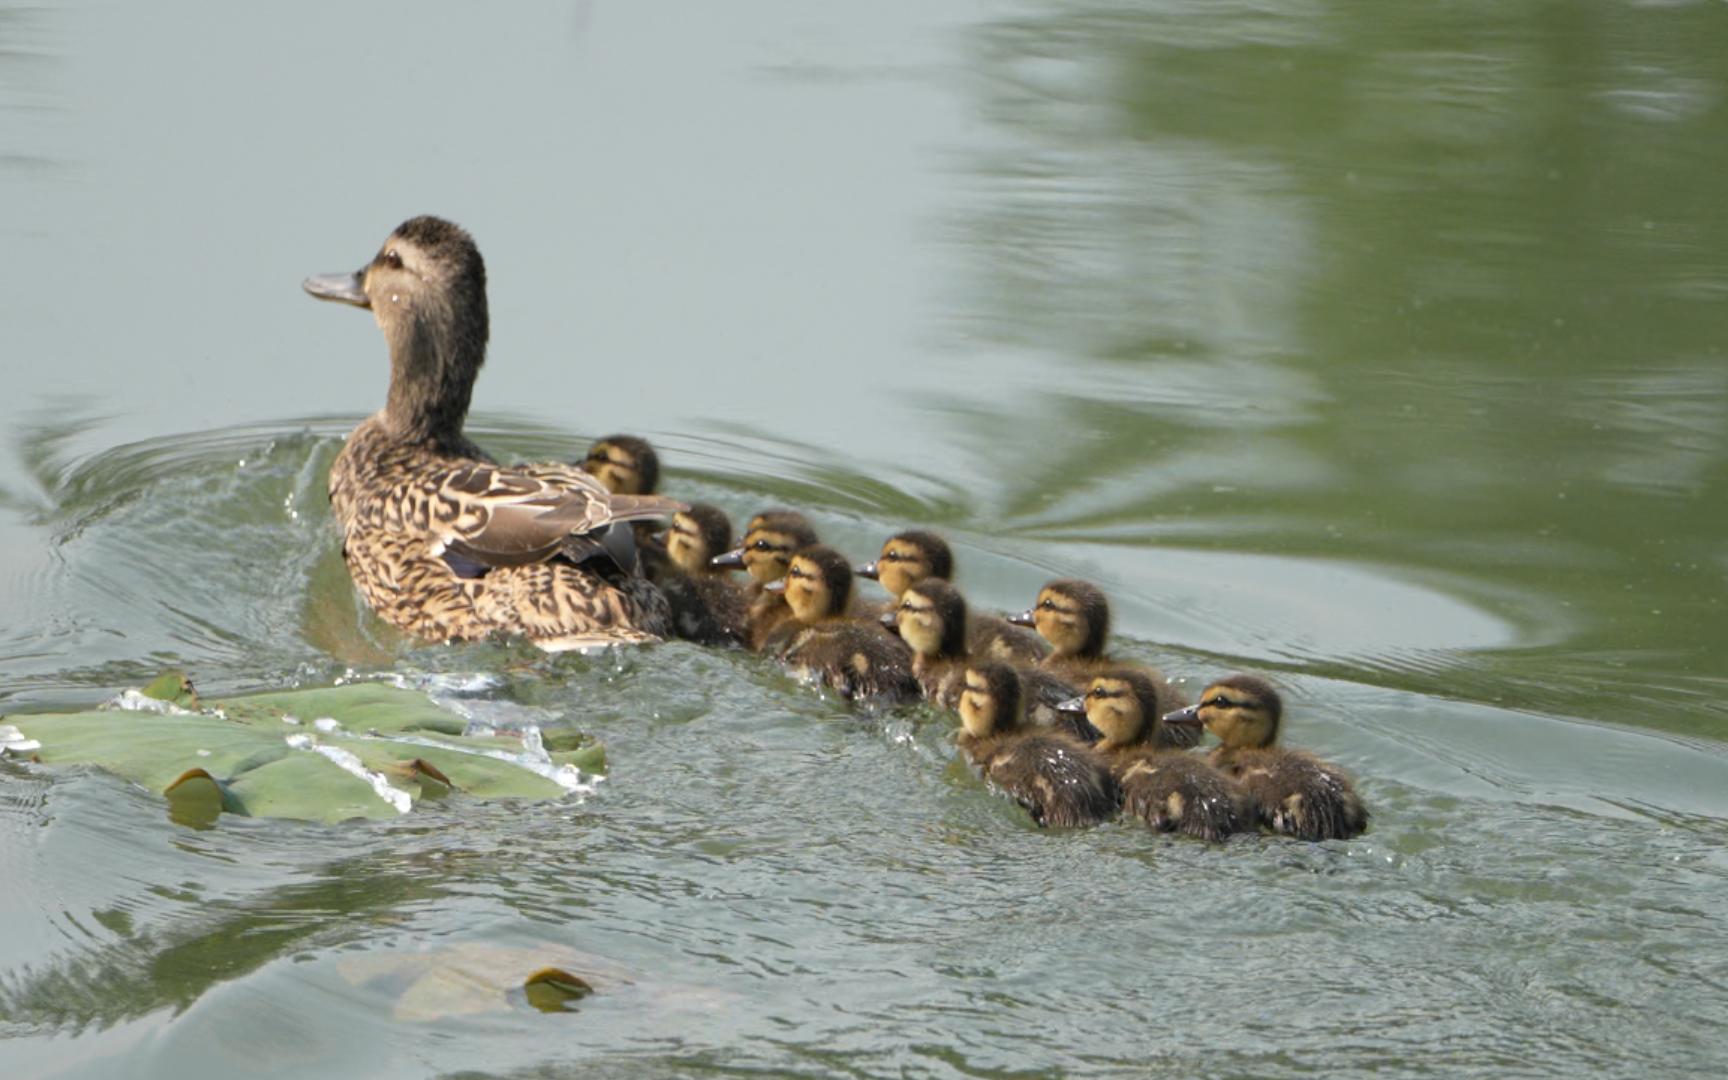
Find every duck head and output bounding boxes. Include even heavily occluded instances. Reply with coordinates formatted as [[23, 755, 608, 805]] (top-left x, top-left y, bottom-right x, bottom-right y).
[[665, 503, 734, 576], [856, 530, 954, 599], [709, 510, 818, 583], [1163, 674, 1283, 751], [304, 215, 488, 448], [958, 661, 1025, 739], [1072, 669, 1198, 750], [766, 544, 854, 624], [582, 434, 661, 496], [894, 578, 968, 659], [1008, 579, 1110, 658]]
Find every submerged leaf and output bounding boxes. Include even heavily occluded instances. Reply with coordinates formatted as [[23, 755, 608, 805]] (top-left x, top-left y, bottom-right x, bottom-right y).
[[5, 677, 604, 825]]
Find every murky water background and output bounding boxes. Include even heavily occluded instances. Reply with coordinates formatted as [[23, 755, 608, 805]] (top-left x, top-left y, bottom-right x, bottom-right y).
[[4, 2, 1728, 1077]]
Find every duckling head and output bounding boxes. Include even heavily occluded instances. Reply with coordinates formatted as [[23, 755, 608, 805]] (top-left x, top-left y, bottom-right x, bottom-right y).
[[1079, 669, 1195, 750], [304, 215, 488, 447], [1009, 579, 1110, 657], [895, 578, 968, 659], [856, 531, 954, 599], [582, 435, 660, 496], [709, 510, 818, 583], [1164, 674, 1282, 751], [665, 503, 734, 576], [769, 544, 855, 624], [958, 661, 1026, 739]]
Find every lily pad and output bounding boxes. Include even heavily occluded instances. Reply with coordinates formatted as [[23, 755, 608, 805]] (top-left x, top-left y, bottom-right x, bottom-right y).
[[2, 675, 605, 825]]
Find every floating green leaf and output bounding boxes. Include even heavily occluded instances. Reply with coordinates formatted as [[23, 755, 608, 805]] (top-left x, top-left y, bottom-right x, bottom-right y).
[[2, 676, 604, 826]]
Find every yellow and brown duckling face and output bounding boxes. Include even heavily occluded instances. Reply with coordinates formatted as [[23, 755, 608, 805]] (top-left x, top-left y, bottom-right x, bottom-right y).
[[709, 510, 819, 584], [581, 435, 660, 496], [893, 578, 968, 659], [958, 661, 1025, 740], [1074, 669, 1198, 750], [1009, 579, 1110, 658], [856, 530, 954, 599], [766, 544, 855, 624], [1165, 674, 1283, 751], [664, 502, 734, 576]]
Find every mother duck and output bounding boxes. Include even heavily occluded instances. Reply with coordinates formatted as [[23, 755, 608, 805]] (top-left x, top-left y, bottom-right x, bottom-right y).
[[304, 215, 679, 648]]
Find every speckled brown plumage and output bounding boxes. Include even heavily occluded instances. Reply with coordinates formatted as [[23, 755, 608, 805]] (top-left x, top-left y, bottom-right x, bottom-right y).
[[1081, 669, 1245, 842], [1180, 674, 1369, 842], [956, 661, 1118, 828], [308, 215, 678, 649]]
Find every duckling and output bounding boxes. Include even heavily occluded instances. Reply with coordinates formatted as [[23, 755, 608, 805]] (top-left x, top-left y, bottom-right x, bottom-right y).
[[304, 216, 680, 648], [1009, 578, 1122, 684], [708, 510, 820, 651], [580, 434, 660, 497], [1165, 675, 1369, 842], [766, 545, 918, 704], [579, 433, 670, 575], [955, 661, 1119, 829], [857, 531, 1047, 664], [892, 579, 1096, 740], [656, 502, 747, 646], [1072, 670, 1246, 842]]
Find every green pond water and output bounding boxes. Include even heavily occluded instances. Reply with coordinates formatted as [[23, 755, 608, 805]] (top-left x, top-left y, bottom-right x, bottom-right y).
[[4, 1, 1728, 1076]]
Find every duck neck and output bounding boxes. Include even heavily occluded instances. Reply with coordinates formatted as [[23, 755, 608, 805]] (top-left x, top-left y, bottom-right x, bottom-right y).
[[380, 301, 485, 451]]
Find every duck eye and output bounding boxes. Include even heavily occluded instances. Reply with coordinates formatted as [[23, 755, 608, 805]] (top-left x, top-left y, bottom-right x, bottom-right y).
[[383, 249, 402, 270]]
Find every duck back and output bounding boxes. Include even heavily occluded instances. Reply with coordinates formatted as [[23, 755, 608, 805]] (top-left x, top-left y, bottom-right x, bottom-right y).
[[1214, 747, 1368, 841], [1112, 750, 1248, 842], [959, 731, 1119, 828]]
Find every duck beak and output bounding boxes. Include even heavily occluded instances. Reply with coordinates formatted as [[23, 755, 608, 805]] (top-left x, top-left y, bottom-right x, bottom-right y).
[[878, 609, 899, 632], [1162, 705, 1204, 728], [855, 561, 880, 581], [1006, 609, 1035, 627], [763, 579, 786, 594], [1055, 696, 1085, 715], [303, 269, 370, 308], [709, 547, 745, 571]]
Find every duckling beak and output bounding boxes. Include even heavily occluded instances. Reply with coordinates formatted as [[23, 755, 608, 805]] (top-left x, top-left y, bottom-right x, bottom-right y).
[[878, 609, 899, 632], [1006, 609, 1035, 627], [1162, 705, 1203, 728], [855, 561, 880, 581], [302, 270, 370, 308], [1055, 696, 1085, 716], [709, 548, 745, 571], [763, 579, 786, 594]]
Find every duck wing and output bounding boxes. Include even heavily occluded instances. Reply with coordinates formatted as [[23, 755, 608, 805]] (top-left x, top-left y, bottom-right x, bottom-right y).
[[432, 462, 683, 570]]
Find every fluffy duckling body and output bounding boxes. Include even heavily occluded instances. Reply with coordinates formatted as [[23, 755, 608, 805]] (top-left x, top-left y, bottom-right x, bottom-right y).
[[657, 503, 748, 646], [305, 216, 678, 648], [894, 580, 1096, 740], [709, 510, 820, 651], [1010, 578, 1123, 684], [1167, 675, 1369, 842], [955, 662, 1118, 829], [858, 531, 1047, 665], [767, 545, 917, 704], [1076, 670, 1246, 842]]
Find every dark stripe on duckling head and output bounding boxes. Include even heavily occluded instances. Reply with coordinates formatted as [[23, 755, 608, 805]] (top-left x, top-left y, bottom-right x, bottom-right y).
[[1085, 668, 1165, 748], [1201, 673, 1284, 747], [960, 660, 1025, 737], [884, 530, 953, 580], [790, 544, 855, 615], [682, 502, 734, 558], [584, 434, 660, 495], [1040, 579, 1110, 657], [902, 578, 968, 658]]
